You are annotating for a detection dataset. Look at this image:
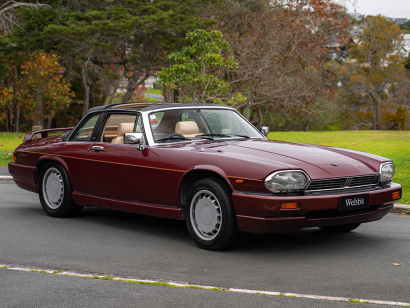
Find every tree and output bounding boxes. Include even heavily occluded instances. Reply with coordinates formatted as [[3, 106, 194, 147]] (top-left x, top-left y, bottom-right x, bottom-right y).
[[157, 29, 245, 105], [1, 0, 220, 118], [336, 16, 406, 130], [400, 20, 410, 34], [0, 52, 73, 131], [215, 0, 352, 129]]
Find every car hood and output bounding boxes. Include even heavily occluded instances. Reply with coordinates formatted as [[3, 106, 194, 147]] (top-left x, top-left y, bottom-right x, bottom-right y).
[[173, 139, 388, 180]]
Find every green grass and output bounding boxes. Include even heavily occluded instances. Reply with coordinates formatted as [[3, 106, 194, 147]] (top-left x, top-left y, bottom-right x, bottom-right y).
[[268, 131, 409, 203], [0, 132, 24, 165], [145, 88, 163, 95], [145, 97, 162, 102]]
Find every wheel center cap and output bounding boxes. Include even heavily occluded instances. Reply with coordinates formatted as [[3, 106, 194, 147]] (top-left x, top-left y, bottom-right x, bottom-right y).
[[200, 205, 213, 225], [50, 181, 59, 197]]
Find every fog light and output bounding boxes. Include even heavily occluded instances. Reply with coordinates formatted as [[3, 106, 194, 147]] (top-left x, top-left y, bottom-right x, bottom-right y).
[[281, 202, 299, 209], [392, 192, 401, 200]]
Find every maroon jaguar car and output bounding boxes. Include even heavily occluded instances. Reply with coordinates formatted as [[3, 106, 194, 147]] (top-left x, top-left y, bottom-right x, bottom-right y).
[[9, 102, 401, 250]]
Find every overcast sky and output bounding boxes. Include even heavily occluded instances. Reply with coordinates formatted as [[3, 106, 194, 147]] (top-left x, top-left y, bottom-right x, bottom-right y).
[[344, 0, 410, 18]]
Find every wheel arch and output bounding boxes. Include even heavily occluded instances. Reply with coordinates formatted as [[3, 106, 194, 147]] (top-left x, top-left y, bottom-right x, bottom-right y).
[[179, 165, 233, 208], [35, 155, 71, 186]]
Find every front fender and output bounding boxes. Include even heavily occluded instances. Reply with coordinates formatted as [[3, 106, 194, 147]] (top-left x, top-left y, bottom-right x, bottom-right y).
[[183, 164, 234, 191]]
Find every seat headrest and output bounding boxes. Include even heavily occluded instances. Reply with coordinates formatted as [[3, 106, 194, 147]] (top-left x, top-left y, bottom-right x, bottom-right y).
[[117, 123, 134, 137], [175, 121, 199, 135]]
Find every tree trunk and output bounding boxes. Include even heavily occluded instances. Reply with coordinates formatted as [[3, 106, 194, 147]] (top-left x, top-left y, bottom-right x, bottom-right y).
[[46, 116, 53, 129], [304, 117, 310, 132], [82, 62, 90, 117], [13, 67, 19, 133], [257, 106, 263, 128], [100, 86, 107, 106], [122, 72, 149, 103], [33, 85, 43, 127], [4, 107, 10, 132], [373, 100, 380, 130], [89, 83, 95, 108], [163, 85, 171, 102], [108, 83, 119, 104]]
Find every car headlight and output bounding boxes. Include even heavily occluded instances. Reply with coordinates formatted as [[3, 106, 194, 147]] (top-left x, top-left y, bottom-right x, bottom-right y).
[[380, 162, 395, 184], [265, 171, 309, 193]]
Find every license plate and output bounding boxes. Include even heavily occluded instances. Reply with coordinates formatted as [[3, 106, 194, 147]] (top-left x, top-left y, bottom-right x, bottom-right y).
[[339, 193, 370, 212]]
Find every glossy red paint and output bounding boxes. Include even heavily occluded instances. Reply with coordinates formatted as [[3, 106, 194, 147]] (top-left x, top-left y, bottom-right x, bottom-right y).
[[72, 192, 181, 219], [8, 109, 402, 233], [84, 143, 159, 204], [236, 204, 393, 234]]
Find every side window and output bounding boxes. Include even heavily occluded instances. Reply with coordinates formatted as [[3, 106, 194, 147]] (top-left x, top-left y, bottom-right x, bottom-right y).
[[71, 113, 101, 141], [102, 114, 137, 143]]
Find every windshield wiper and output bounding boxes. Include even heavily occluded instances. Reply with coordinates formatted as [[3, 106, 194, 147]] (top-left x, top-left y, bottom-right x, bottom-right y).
[[156, 134, 188, 143], [195, 133, 250, 139]]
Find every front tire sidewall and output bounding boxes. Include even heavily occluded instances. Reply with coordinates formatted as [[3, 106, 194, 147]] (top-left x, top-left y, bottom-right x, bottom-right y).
[[185, 178, 239, 250], [39, 162, 81, 217]]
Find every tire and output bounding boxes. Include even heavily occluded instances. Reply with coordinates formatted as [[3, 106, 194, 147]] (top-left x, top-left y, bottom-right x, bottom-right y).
[[38, 162, 83, 217], [319, 223, 361, 233], [184, 177, 240, 250]]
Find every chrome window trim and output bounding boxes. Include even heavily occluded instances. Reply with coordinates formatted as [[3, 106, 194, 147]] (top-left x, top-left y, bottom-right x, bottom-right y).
[[67, 111, 103, 142], [141, 106, 265, 146]]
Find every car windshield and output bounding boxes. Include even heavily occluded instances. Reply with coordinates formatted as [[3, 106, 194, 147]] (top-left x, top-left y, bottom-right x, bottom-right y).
[[149, 108, 263, 143]]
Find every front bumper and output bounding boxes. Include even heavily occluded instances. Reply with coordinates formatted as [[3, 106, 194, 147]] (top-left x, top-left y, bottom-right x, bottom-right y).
[[233, 183, 401, 234]]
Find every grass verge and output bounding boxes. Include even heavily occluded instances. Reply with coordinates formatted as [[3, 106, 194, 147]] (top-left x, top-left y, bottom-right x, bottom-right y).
[[145, 89, 163, 95]]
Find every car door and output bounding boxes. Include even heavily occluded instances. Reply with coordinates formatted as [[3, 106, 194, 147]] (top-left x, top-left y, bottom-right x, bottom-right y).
[[84, 111, 159, 205], [64, 112, 104, 194]]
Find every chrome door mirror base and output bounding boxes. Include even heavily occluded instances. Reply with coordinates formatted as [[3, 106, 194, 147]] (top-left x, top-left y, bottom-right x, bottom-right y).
[[260, 126, 269, 137], [124, 132, 143, 145]]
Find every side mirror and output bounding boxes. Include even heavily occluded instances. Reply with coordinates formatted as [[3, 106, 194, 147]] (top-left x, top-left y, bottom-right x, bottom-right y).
[[260, 126, 269, 137], [124, 132, 143, 144]]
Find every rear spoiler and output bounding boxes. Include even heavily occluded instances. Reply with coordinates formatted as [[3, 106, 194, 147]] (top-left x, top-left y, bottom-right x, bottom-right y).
[[23, 128, 74, 143]]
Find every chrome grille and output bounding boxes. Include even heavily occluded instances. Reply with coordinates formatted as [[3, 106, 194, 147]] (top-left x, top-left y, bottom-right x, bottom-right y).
[[349, 175, 378, 186], [306, 175, 378, 191]]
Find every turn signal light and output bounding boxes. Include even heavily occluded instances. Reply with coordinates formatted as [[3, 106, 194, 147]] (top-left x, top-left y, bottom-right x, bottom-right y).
[[235, 179, 244, 184], [392, 192, 401, 200], [13, 152, 16, 162], [281, 202, 300, 209]]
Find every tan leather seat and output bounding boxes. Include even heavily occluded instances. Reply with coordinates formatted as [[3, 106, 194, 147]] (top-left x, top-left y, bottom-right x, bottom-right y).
[[111, 123, 134, 144], [175, 121, 199, 138]]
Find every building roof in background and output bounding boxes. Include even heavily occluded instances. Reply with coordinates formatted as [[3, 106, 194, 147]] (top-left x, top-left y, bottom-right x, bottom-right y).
[[386, 17, 408, 24]]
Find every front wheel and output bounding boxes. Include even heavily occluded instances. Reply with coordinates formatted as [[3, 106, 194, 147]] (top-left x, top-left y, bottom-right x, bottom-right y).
[[185, 178, 240, 250], [319, 223, 361, 233], [39, 162, 83, 217]]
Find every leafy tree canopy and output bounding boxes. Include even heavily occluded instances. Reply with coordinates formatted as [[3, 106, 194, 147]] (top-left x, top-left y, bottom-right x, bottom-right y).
[[400, 19, 410, 33], [157, 29, 245, 105]]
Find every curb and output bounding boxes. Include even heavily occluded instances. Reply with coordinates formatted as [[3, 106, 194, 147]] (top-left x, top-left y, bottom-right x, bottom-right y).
[[390, 204, 410, 214], [0, 176, 13, 181]]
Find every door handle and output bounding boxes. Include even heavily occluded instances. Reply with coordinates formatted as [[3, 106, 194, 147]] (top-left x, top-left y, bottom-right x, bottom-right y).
[[92, 146, 104, 152]]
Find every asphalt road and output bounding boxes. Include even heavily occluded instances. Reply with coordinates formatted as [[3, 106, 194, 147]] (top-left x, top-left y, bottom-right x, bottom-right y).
[[1, 182, 409, 307], [0, 166, 10, 176]]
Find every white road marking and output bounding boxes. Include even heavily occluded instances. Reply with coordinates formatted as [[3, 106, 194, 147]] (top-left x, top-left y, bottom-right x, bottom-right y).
[[1, 263, 409, 306]]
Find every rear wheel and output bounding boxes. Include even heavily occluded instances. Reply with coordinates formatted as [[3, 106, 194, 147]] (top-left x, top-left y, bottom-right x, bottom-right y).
[[185, 178, 240, 250], [319, 223, 361, 233], [39, 162, 82, 217]]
